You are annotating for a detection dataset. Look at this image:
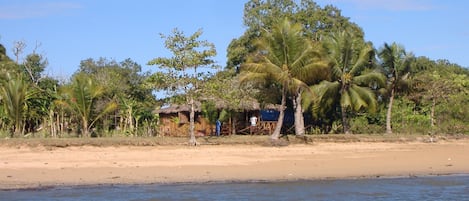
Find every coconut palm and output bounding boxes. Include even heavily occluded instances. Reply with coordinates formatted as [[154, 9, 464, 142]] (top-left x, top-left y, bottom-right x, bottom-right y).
[[241, 18, 327, 139], [56, 73, 117, 137], [311, 30, 385, 134], [378, 42, 412, 134]]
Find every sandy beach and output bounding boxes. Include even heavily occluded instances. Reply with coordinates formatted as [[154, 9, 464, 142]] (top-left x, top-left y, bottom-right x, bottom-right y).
[[1, 139, 468, 190]]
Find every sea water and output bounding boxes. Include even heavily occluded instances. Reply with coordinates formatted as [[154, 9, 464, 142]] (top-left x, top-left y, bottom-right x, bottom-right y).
[[1, 175, 468, 201]]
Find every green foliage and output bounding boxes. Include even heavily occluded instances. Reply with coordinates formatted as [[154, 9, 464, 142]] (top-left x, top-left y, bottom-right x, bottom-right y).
[[201, 101, 218, 125], [431, 73, 469, 134], [310, 30, 385, 134], [22, 53, 48, 84], [2, 2, 469, 138], [241, 18, 327, 138], [77, 58, 152, 100], [147, 28, 218, 99], [391, 98, 431, 134], [0, 73, 38, 137], [75, 57, 156, 136], [350, 115, 384, 134], [378, 42, 413, 134], [148, 28, 217, 70], [378, 42, 413, 93], [227, 0, 363, 70], [218, 109, 230, 122], [388, 61, 469, 135], [0, 44, 19, 82], [147, 28, 218, 145], [56, 73, 117, 137], [329, 121, 343, 134]]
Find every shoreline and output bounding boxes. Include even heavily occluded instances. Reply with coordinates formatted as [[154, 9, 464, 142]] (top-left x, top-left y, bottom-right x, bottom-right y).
[[1, 139, 468, 190], [6, 173, 469, 192]]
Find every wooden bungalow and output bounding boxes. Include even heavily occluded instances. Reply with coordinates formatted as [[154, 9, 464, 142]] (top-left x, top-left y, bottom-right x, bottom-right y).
[[156, 104, 211, 137], [155, 101, 282, 137]]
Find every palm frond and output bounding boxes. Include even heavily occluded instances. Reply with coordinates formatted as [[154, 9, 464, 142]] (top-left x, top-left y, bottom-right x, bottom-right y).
[[238, 71, 269, 85], [341, 90, 352, 109], [354, 71, 386, 88], [89, 101, 118, 129], [289, 77, 309, 93], [350, 44, 373, 76], [350, 85, 377, 112], [242, 60, 281, 75], [348, 87, 368, 111], [305, 80, 340, 113], [297, 61, 330, 84]]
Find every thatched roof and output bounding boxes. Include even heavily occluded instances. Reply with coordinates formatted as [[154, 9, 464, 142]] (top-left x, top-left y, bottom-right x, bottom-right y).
[[154, 99, 280, 114], [155, 104, 198, 114]]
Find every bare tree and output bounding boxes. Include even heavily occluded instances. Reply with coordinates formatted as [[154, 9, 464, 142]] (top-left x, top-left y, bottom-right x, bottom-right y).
[[12, 40, 26, 64]]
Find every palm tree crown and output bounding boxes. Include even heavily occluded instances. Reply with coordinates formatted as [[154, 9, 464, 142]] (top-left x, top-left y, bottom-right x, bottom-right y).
[[312, 30, 385, 134], [241, 18, 327, 138]]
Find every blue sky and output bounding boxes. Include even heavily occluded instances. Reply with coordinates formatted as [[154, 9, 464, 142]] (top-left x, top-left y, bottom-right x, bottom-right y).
[[1, 0, 468, 80]]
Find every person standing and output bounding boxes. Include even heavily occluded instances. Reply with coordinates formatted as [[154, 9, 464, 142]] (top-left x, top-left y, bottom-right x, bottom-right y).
[[216, 119, 221, 136], [249, 116, 258, 134]]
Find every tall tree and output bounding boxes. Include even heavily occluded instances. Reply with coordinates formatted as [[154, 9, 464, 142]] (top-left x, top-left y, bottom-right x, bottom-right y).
[[22, 53, 48, 85], [241, 18, 327, 139], [12, 40, 26, 64], [147, 28, 217, 145], [378, 42, 412, 134], [227, 0, 363, 70], [312, 30, 385, 134], [412, 70, 464, 133]]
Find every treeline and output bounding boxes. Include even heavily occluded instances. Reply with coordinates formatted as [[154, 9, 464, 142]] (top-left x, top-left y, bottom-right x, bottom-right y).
[[225, 0, 469, 138], [225, 0, 469, 137], [0, 0, 468, 139], [0, 46, 158, 137]]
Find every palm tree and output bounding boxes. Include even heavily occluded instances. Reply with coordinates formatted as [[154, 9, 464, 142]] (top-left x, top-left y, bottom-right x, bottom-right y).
[[0, 73, 36, 137], [378, 42, 412, 134], [56, 73, 117, 137], [241, 18, 327, 139], [312, 30, 385, 134]]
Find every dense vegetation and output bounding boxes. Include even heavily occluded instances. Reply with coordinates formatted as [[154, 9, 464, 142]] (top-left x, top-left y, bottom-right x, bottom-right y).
[[0, 0, 468, 141]]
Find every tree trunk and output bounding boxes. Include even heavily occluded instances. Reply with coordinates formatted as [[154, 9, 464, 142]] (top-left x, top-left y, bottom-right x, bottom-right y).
[[135, 116, 140, 136], [82, 117, 89, 137], [231, 115, 237, 135], [271, 88, 287, 140], [57, 111, 61, 136], [340, 85, 350, 134], [386, 87, 395, 134], [119, 115, 124, 132], [341, 104, 350, 134], [430, 97, 436, 133], [189, 97, 197, 146], [293, 91, 305, 136], [12, 112, 22, 137], [49, 109, 55, 138], [129, 108, 134, 133], [13, 123, 22, 138], [59, 111, 64, 135]]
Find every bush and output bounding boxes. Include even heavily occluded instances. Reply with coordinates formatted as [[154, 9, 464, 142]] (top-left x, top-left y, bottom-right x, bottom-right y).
[[350, 116, 384, 134]]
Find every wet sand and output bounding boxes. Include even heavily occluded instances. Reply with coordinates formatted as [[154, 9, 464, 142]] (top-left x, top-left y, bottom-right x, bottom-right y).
[[1, 140, 468, 189]]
